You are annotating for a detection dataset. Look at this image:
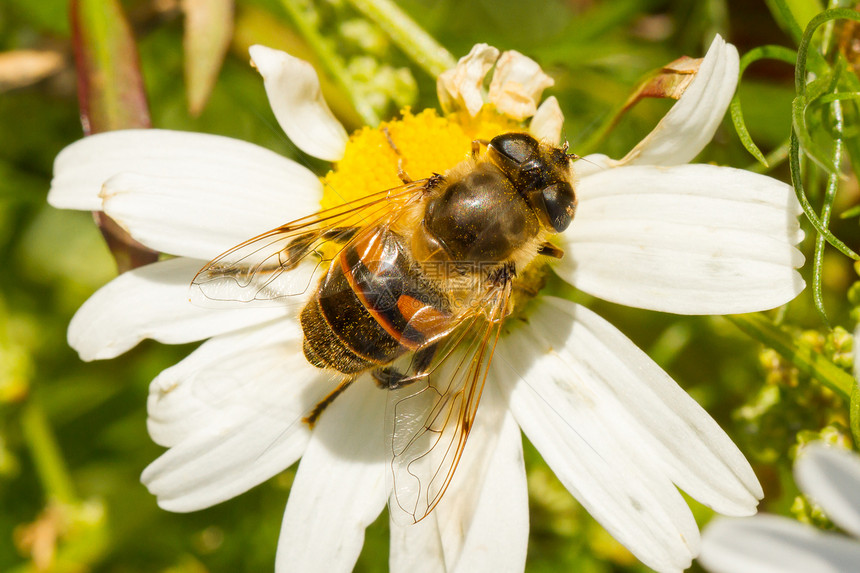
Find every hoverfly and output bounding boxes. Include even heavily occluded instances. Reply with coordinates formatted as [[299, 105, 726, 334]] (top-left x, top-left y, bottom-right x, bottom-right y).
[[191, 132, 577, 523]]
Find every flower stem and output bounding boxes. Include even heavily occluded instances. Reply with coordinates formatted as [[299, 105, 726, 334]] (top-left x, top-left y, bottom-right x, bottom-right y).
[[279, 0, 381, 126], [851, 378, 860, 449], [345, 0, 456, 78], [21, 397, 77, 504], [725, 314, 854, 400], [811, 91, 843, 326], [789, 131, 858, 260]]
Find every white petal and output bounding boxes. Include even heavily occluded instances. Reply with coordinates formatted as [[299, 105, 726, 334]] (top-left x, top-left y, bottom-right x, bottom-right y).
[[389, 384, 528, 573], [488, 50, 554, 121], [146, 317, 305, 447], [529, 96, 564, 145], [497, 298, 764, 572], [249, 45, 348, 161], [69, 257, 287, 360], [275, 381, 388, 573], [49, 129, 320, 211], [498, 317, 696, 571], [795, 444, 860, 539], [621, 35, 739, 166], [142, 324, 331, 511], [100, 172, 321, 260], [699, 515, 860, 573], [436, 44, 499, 117], [558, 164, 805, 314]]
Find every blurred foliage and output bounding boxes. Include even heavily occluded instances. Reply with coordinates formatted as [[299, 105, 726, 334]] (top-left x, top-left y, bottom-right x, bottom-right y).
[[1, 0, 859, 572]]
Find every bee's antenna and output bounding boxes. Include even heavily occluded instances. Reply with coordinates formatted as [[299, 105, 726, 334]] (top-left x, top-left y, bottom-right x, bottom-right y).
[[564, 144, 600, 168], [560, 127, 597, 167]]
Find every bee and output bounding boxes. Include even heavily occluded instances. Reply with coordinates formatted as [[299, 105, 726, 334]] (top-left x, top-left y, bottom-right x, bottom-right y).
[[192, 132, 576, 523]]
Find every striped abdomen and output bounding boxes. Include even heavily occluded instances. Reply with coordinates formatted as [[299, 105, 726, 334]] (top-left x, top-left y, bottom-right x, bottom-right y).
[[300, 228, 453, 374]]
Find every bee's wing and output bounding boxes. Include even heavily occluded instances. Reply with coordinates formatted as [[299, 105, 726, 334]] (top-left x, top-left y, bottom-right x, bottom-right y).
[[191, 180, 429, 306], [385, 269, 513, 524]]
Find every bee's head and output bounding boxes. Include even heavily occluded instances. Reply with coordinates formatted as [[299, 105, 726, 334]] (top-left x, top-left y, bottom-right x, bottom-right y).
[[487, 132, 577, 233]]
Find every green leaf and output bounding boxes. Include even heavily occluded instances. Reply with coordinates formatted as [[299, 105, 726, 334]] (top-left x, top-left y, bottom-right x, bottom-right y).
[[731, 45, 797, 166], [70, 0, 158, 273], [70, 0, 151, 134], [183, 0, 235, 117]]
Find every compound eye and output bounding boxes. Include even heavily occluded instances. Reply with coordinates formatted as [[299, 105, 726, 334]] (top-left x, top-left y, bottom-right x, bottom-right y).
[[489, 133, 540, 166], [540, 182, 576, 232]]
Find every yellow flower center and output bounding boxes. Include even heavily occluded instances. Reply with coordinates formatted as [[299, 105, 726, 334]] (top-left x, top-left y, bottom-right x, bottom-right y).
[[320, 107, 520, 208]]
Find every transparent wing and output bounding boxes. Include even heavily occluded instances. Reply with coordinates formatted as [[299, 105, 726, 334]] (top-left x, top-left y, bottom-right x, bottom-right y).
[[190, 180, 429, 306], [385, 268, 513, 524]]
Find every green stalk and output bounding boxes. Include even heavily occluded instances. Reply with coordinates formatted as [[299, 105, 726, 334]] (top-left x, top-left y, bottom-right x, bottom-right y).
[[280, 0, 380, 126], [792, 9, 860, 175], [726, 314, 854, 400], [789, 130, 859, 259], [345, 0, 456, 78], [811, 93, 843, 325], [851, 377, 860, 448], [20, 398, 76, 504]]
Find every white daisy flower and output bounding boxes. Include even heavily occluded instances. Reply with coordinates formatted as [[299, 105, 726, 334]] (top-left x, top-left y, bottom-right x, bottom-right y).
[[49, 35, 804, 573], [699, 442, 860, 572]]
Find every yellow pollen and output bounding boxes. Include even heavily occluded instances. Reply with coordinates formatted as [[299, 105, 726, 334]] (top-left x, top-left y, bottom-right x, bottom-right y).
[[320, 107, 520, 209]]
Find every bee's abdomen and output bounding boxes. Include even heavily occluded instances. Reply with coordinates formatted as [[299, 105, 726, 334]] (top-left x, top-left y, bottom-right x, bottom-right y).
[[300, 272, 396, 373], [300, 229, 452, 374]]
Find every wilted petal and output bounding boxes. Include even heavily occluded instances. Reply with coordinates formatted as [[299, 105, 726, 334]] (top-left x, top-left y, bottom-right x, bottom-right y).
[[488, 50, 554, 121], [437, 43, 499, 116], [389, 384, 528, 573], [69, 257, 287, 360], [557, 164, 805, 314], [621, 35, 739, 166], [700, 515, 860, 573], [497, 298, 763, 572], [49, 129, 318, 211], [100, 171, 321, 260], [141, 326, 331, 511], [529, 96, 564, 145], [795, 444, 860, 539], [275, 382, 388, 573], [250, 45, 348, 161]]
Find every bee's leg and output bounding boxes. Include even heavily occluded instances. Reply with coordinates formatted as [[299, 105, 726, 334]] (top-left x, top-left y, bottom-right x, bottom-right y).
[[372, 343, 439, 390], [471, 139, 490, 159], [382, 127, 412, 183], [537, 241, 564, 258], [303, 377, 354, 428]]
